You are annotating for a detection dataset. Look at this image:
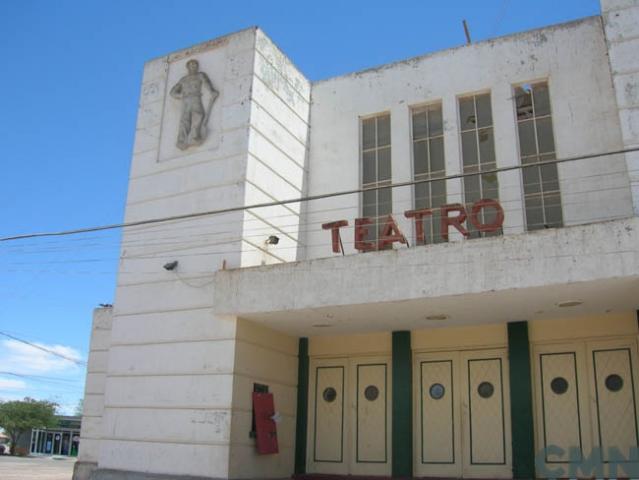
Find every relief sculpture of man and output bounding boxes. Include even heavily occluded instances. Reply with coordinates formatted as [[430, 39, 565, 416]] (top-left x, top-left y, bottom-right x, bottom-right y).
[[169, 59, 219, 150]]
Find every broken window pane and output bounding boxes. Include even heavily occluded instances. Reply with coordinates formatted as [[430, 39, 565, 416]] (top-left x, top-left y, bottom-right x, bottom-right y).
[[515, 87, 533, 120], [533, 83, 551, 117], [459, 97, 476, 130]]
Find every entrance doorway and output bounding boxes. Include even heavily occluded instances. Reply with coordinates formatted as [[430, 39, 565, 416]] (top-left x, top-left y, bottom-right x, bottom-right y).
[[414, 349, 512, 478], [307, 356, 392, 475], [533, 338, 639, 478]]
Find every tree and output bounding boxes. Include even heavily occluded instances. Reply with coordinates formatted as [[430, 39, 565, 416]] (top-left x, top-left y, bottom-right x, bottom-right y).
[[74, 398, 83, 416], [0, 398, 57, 455]]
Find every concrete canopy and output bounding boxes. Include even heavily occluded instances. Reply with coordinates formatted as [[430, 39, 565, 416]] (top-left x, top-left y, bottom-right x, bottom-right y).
[[214, 217, 639, 336]]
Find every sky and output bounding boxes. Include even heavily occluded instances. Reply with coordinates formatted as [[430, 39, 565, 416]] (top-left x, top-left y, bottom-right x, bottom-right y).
[[0, 0, 601, 415]]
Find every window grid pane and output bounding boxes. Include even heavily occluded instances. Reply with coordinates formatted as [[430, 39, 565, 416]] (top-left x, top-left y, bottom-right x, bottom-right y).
[[515, 82, 563, 231], [459, 93, 501, 239], [412, 104, 446, 244], [361, 115, 393, 248]]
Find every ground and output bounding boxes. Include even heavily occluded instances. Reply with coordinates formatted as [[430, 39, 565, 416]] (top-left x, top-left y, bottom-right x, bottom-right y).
[[0, 455, 75, 480]]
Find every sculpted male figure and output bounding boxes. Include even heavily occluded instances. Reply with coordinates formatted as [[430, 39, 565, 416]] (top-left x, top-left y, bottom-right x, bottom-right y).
[[170, 59, 219, 150]]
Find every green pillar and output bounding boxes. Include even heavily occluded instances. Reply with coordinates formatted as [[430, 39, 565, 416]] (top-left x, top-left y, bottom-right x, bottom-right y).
[[392, 331, 412, 478], [294, 337, 309, 474], [507, 321, 536, 479]]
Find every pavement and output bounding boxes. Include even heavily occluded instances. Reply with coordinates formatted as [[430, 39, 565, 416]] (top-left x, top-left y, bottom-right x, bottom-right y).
[[0, 455, 76, 480]]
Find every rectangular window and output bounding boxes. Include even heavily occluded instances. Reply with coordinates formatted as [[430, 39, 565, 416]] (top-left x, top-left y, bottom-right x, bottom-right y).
[[459, 93, 501, 238], [515, 82, 563, 230], [412, 104, 446, 244], [361, 114, 392, 247]]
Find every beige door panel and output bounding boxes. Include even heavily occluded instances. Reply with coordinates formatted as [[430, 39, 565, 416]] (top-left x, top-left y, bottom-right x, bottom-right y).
[[461, 349, 512, 478], [307, 358, 348, 474], [587, 339, 639, 468], [349, 357, 391, 476], [414, 351, 462, 478], [533, 343, 592, 472]]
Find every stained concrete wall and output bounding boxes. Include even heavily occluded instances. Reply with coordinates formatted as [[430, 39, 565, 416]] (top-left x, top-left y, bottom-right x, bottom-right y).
[[304, 16, 634, 261], [602, 0, 639, 215], [74, 307, 112, 480], [228, 319, 298, 478], [241, 30, 311, 267], [95, 28, 260, 478]]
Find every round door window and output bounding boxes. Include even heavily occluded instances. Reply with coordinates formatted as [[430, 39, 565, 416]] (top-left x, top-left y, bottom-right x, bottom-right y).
[[605, 374, 623, 392], [429, 383, 445, 400], [323, 387, 337, 402], [477, 381, 494, 399], [550, 377, 569, 395], [364, 385, 379, 401]]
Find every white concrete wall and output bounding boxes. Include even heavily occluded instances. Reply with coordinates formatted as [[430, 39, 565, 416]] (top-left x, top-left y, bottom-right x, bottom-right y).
[[304, 17, 634, 261], [602, 0, 639, 215], [228, 319, 298, 478], [100, 28, 259, 478], [77, 307, 112, 465], [241, 30, 311, 267]]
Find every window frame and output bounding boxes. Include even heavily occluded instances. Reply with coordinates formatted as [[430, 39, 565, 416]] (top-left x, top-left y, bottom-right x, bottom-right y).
[[409, 101, 447, 244], [359, 112, 393, 248], [456, 90, 501, 238], [512, 79, 564, 231]]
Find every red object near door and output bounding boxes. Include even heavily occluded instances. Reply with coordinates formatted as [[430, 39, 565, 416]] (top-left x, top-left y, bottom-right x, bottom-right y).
[[252, 392, 279, 454]]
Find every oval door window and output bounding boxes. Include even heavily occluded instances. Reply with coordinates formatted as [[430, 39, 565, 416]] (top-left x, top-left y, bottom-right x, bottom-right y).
[[550, 377, 569, 395], [429, 383, 445, 400], [605, 374, 623, 392], [364, 385, 379, 401], [477, 381, 494, 399], [323, 387, 337, 402]]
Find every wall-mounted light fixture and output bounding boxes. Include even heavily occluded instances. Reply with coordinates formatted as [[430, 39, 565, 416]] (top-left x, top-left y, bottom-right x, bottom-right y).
[[163, 260, 179, 271], [265, 235, 279, 245]]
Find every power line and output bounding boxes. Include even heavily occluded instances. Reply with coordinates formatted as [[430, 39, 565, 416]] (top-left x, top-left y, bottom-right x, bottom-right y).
[[1, 146, 637, 243], [0, 332, 86, 366], [0, 372, 83, 385]]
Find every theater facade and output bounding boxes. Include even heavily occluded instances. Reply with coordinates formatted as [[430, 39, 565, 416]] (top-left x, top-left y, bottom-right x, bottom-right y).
[[75, 1, 639, 479]]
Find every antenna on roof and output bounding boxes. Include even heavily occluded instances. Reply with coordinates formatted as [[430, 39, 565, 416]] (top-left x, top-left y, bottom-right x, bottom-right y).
[[462, 19, 472, 45]]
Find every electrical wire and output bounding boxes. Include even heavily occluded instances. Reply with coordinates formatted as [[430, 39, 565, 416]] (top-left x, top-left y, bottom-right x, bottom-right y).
[[0, 332, 87, 367], [2, 146, 637, 243]]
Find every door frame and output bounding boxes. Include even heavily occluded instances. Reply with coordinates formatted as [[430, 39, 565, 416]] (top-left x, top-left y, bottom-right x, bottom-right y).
[[413, 348, 512, 479], [306, 355, 392, 476]]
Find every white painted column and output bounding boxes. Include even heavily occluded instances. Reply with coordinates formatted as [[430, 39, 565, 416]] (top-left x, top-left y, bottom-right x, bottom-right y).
[[492, 81, 525, 235]]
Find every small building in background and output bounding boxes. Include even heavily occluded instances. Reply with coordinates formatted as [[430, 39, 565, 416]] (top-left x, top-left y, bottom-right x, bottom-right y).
[[13, 415, 81, 457]]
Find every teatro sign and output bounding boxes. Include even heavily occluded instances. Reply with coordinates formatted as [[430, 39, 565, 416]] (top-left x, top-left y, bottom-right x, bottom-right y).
[[322, 199, 504, 253]]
